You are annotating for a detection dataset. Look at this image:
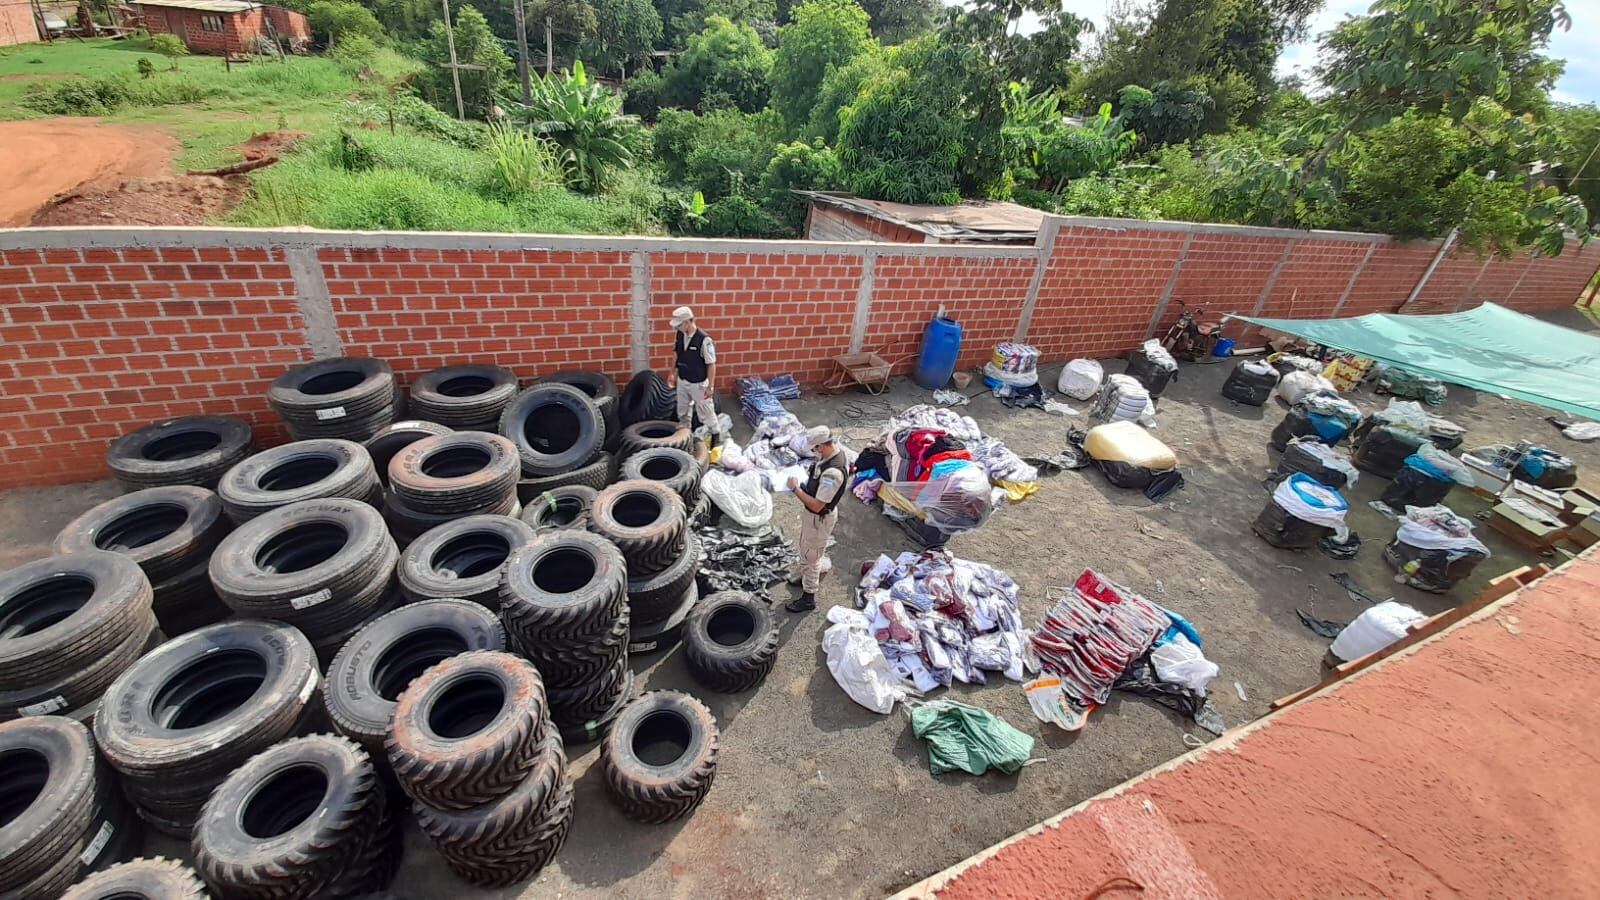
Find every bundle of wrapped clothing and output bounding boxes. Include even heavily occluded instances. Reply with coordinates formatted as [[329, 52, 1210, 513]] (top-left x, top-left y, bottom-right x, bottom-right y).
[[737, 376, 790, 426], [857, 550, 1032, 691], [717, 412, 814, 491]]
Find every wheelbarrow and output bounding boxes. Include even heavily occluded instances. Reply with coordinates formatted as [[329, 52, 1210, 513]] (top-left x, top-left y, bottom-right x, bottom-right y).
[[822, 351, 902, 395]]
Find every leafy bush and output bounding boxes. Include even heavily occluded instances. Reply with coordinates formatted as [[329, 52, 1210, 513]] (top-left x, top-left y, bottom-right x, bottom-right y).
[[331, 33, 380, 69], [653, 107, 783, 198], [136, 57, 156, 79], [759, 140, 841, 228], [663, 15, 773, 112], [308, 0, 385, 42], [483, 122, 563, 195], [150, 34, 187, 65], [517, 60, 644, 193], [20, 73, 220, 115], [836, 68, 962, 203], [700, 193, 790, 237], [770, 0, 873, 127], [1117, 81, 1213, 148], [344, 94, 488, 147], [622, 69, 668, 120]]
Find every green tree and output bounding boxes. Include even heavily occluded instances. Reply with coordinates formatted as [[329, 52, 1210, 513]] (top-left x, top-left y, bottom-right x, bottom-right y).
[[1550, 103, 1600, 227], [306, 0, 384, 43], [770, 0, 873, 129], [517, 60, 643, 191], [525, 0, 598, 74], [804, 48, 886, 142], [663, 16, 773, 112], [417, 4, 511, 119], [372, 0, 437, 40], [836, 66, 963, 203], [1117, 81, 1213, 148], [150, 33, 187, 70], [759, 139, 842, 228], [661, 0, 776, 46], [580, 0, 662, 77], [653, 107, 784, 197], [855, 0, 937, 44], [1330, 111, 1472, 238]]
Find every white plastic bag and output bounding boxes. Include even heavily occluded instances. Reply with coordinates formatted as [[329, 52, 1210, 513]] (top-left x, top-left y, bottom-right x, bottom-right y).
[[1288, 438, 1360, 487], [1395, 505, 1490, 556], [1139, 339, 1178, 372], [1150, 634, 1218, 695], [1560, 421, 1600, 441], [1278, 370, 1337, 406], [1023, 675, 1082, 730], [1329, 601, 1426, 661], [1058, 359, 1105, 400], [1092, 374, 1151, 424], [1412, 443, 1475, 486], [1272, 473, 1348, 528], [823, 606, 911, 714], [701, 469, 773, 528]]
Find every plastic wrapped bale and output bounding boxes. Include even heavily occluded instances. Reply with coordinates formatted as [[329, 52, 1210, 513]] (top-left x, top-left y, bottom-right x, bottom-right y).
[[1424, 415, 1466, 451], [1270, 354, 1323, 377], [1351, 425, 1427, 479], [881, 459, 996, 539], [1276, 370, 1336, 406], [1083, 421, 1177, 490], [1514, 448, 1578, 489], [1091, 374, 1154, 425], [1057, 359, 1104, 401], [1383, 505, 1490, 593], [1379, 462, 1453, 509], [1376, 366, 1448, 405], [1272, 438, 1358, 489], [1124, 340, 1178, 399], [1252, 473, 1347, 549], [1269, 392, 1362, 452], [1221, 360, 1279, 406]]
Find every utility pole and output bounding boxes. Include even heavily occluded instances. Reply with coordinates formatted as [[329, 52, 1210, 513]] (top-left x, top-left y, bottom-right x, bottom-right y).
[[439, 0, 466, 119], [513, 0, 532, 104], [544, 15, 554, 76]]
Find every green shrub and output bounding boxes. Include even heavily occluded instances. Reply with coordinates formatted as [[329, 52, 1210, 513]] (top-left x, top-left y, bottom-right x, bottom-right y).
[[136, 57, 157, 79], [758, 140, 841, 228], [836, 68, 961, 204], [483, 122, 563, 195], [21, 76, 129, 114], [653, 106, 783, 198], [331, 33, 380, 69], [515, 61, 643, 193], [700, 193, 789, 237], [150, 34, 188, 67], [331, 130, 379, 171]]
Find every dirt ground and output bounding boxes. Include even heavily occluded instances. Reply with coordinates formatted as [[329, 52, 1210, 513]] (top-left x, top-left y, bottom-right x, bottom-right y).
[[0, 308, 1595, 899], [0, 118, 176, 226], [29, 174, 249, 227]]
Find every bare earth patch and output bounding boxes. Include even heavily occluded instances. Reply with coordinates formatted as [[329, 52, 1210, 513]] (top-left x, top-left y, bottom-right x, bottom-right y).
[[0, 117, 177, 226], [30, 175, 248, 226]]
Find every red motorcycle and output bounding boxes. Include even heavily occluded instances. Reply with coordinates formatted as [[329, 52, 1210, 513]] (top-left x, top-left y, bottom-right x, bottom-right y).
[[1161, 302, 1225, 361]]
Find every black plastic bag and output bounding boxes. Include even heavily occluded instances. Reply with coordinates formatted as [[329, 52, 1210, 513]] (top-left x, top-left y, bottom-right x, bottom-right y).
[[1379, 465, 1452, 510], [1114, 652, 1225, 736]]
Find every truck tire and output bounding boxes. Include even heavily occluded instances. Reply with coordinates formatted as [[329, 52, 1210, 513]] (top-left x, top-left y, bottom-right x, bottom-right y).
[[601, 691, 718, 824], [520, 485, 598, 532], [499, 531, 627, 686], [617, 420, 693, 460], [268, 357, 397, 442], [54, 485, 230, 585], [60, 857, 209, 900], [386, 650, 546, 810], [620, 447, 701, 508], [629, 584, 697, 656], [398, 514, 534, 609], [618, 371, 675, 427], [388, 433, 520, 516], [499, 384, 606, 477], [146, 562, 231, 636], [105, 415, 253, 492], [0, 551, 152, 694], [683, 591, 779, 693], [383, 491, 519, 547], [514, 452, 613, 502], [364, 420, 452, 488], [409, 364, 519, 432], [0, 717, 102, 894], [587, 481, 686, 578], [0, 616, 156, 721], [626, 532, 700, 626], [216, 439, 381, 524], [536, 370, 619, 449], [324, 599, 506, 756], [193, 734, 385, 899]]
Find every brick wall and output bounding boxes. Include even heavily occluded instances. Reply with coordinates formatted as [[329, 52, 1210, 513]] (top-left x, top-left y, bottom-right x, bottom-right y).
[[0, 222, 1594, 488]]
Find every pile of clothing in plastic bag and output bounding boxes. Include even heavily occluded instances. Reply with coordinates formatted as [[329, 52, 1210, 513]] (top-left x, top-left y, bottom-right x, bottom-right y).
[[983, 342, 1044, 407], [1058, 359, 1105, 400], [1253, 472, 1350, 550], [1376, 443, 1475, 512], [1384, 505, 1490, 593], [1271, 437, 1359, 490], [1027, 569, 1221, 734], [1269, 390, 1363, 450], [717, 412, 816, 492], [1514, 446, 1579, 489], [1221, 359, 1280, 406], [1091, 374, 1157, 426], [1375, 364, 1448, 406], [856, 550, 1033, 691]]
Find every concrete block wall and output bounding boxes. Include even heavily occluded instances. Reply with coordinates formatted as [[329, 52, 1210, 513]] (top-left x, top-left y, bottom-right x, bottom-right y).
[[0, 219, 1595, 488]]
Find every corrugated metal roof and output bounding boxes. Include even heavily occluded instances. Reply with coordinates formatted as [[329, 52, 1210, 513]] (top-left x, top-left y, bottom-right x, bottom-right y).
[[129, 0, 261, 13], [795, 191, 1044, 242]]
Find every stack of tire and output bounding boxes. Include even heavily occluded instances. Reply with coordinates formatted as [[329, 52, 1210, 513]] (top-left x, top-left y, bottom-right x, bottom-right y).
[[0, 551, 156, 722], [269, 357, 399, 442], [365, 420, 452, 487], [500, 530, 633, 744], [53, 486, 233, 636], [104, 415, 254, 492], [520, 484, 598, 532], [0, 716, 140, 897], [216, 439, 383, 524], [537, 370, 621, 451], [191, 733, 400, 898], [600, 691, 719, 824], [409, 364, 520, 432], [94, 619, 322, 835], [387, 650, 572, 887], [398, 514, 535, 610], [62, 858, 209, 900], [385, 432, 522, 545], [501, 382, 613, 505], [604, 449, 701, 655], [324, 599, 508, 758], [618, 371, 676, 427], [621, 444, 704, 519], [209, 498, 399, 662], [682, 590, 780, 692]]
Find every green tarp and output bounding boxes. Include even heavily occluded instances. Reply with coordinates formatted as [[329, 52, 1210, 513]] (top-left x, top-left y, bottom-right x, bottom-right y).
[[1231, 303, 1600, 420]]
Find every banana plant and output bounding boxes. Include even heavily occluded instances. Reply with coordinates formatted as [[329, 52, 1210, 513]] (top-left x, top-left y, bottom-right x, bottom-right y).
[[517, 60, 643, 193]]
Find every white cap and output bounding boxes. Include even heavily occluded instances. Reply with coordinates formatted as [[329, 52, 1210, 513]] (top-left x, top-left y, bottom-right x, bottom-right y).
[[670, 306, 694, 327], [805, 426, 834, 450]]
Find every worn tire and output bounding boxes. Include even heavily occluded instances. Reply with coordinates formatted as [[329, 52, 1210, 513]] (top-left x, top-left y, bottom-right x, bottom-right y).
[[94, 619, 320, 835], [193, 733, 384, 900], [54, 485, 230, 585], [389, 432, 520, 516], [588, 480, 686, 578], [105, 415, 254, 492], [515, 452, 613, 503], [618, 420, 693, 460], [364, 420, 452, 487], [209, 498, 397, 643], [0, 717, 104, 894], [61, 857, 209, 900], [383, 490, 520, 547], [520, 485, 598, 532], [683, 591, 779, 693], [626, 532, 700, 626], [414, 727, 572, 888], [409, 364, 519, 432], [0, 550, 153, 694], [537, 370, 619, 448], [268, 357, 397, 442], [398, 514, 533, 610], [601, 691, 718, 824], [629, 583, 697, 656], [324, 598, 506, 756], [0, 616, 157, 721], [499, 384, 606, 476], [620, 447, 701, 508], [499, 531, 628, 685], [216, 439, 382, 524], [386, 650, 547, 810], [618, 371, 675, 427]]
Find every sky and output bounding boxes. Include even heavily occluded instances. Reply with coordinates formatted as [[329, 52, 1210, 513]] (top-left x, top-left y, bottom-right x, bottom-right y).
[[1046, 0, 1600, 106]]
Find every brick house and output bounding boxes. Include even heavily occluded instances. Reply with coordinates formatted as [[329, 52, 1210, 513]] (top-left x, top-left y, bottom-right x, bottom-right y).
[[797, 191, 1045, 245], [130, 0, 310, 56]]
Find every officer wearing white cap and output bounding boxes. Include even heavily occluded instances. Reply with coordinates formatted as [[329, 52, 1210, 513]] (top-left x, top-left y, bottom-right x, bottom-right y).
[[667, 306, 726, 446], [785, 426, 845, 613]]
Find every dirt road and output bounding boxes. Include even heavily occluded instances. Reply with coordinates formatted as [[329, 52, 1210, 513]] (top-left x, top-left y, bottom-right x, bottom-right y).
[[0, 118, 176, 226]]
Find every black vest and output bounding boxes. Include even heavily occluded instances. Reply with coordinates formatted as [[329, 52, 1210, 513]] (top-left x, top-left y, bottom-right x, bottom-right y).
[[675, 329, 709, 384], [802, 451, 848, 516]]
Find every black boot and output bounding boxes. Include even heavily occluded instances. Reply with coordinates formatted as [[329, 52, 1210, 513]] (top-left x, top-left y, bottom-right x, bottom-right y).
[[785, 591, 815, 613]]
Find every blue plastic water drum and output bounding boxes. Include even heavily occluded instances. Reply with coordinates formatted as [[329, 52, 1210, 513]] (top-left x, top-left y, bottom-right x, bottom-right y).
[[914, 316, 963, 390], [1212, 338, 1236, 357]]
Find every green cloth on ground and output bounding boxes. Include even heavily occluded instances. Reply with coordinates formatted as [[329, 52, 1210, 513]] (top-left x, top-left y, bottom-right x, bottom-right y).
[[909, 699, 1035, 776], [1230, 303, 1600, 419]]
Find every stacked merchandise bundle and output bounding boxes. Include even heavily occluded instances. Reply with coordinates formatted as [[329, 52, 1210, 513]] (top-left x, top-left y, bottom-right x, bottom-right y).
[[1375, 365, 1448, 406], [1057, 359, 1105, 401], [1091, 374, 1156, 426], [855, 550, 1031, 691], [1384, 505, 1491, 593], [737, 377, 790, 427], [1080, 421, 1180, 492], [764, 374, 801, 400], [717, 413, 812, 492], [984, 343, 1040, 389], [1378, 443, 1475, 511], [1253, 473, 1349, 549], [1029, 570, 1180, 711], [1269, 391, 1363, 451], [1124, 340, 1179, 398], [1320, 354, 1374, 393], [1515, 447, 1579, 489], [1270, 437, 1359, 490], [1221, 359, 1280, 406]]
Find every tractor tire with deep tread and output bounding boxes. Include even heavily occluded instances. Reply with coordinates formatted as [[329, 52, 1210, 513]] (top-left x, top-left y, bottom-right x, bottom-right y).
[[106, 416, 254, 492], [618, 372, 675, 427], [409, 364, 519, 432], [601, 691, 718, 824], [499, 384, 606, 477], [365, 420, 452, 488], [398, 515, 534, 609], [61, 857, 209, 900], [386, 650, 547, 810], [617, 420, 693, 460], [620, 447, 701, 508], [547, 655, 631, 727], [520, 485, 598, 532], [626, 532, 700, 626], [0, 550, 153, 695], [498, 531, 628, 685], [587, 481, 686, 578], [216, 439, 382, 524], [683, 591, 779, 693], [388, 433, 521, 516]]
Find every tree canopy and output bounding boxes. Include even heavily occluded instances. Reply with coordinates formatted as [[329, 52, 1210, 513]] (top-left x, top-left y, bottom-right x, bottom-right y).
[[770, 0, 873, 128]]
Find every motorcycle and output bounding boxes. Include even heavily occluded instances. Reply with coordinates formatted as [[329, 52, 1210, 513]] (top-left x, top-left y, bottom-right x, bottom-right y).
[[1161, 302, 1225, 361]]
